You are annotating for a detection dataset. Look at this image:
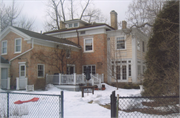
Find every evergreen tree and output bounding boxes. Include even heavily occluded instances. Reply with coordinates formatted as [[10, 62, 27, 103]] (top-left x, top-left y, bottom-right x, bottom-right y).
[[142, 1, 179, 96]]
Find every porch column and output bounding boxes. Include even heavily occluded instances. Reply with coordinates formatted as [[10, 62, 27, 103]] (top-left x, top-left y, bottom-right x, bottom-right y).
[[82, 73, 84, 83], [102, 74, 104, 82], [7, 77, 10, 90], [91, 74, 94, 86], [59, 73, 61, 85], [74, 73, 76, 85], [16, 77, 19, 90]]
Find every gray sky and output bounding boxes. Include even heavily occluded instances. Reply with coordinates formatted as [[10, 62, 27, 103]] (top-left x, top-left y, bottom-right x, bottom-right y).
[[3, 0, 133, 32]]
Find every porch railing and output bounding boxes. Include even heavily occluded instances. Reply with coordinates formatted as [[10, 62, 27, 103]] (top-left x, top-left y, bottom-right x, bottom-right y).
[[46, 73, 104, 87]]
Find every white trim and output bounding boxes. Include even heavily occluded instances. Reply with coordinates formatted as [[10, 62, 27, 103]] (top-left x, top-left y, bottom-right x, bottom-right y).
[[84, 38, 94, 53], [19, 63, 26, 78], [1, 40, 7, 55], [14, 38, 22, 53], [37, 64, 45, 78], [46, 25, 113, 36], [18, 62, 26, 64], [115, 36, 126, 50], [0, 26, 31, 41]]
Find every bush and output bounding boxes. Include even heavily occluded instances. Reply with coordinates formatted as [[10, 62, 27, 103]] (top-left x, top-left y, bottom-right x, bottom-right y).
[[111, 82, 140, 89]]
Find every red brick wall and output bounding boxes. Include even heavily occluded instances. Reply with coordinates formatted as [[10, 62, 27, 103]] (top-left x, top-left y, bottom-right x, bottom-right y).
[[66, 33, 108, 82]]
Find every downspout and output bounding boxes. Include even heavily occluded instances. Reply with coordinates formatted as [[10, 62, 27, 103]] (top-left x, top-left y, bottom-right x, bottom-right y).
[[9, 38, 34, 64], [76, 29, 79, 45]]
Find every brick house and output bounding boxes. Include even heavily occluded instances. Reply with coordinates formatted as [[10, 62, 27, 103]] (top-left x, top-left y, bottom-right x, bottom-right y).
[[0, 26, 81, 90], [0, 10, 148, 90], [45, 10, 148, 84]]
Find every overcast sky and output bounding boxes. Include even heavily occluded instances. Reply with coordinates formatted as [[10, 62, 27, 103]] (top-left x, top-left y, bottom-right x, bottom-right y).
[[3, 0, 133, 32]]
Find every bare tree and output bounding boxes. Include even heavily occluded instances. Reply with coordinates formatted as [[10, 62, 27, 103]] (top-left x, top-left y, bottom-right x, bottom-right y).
[[32, 45, 79, 74], [17, 16, 35, 31], [126, 0, 166, 36], [45, 0, 107, 31], [0, 0, 34, 32]]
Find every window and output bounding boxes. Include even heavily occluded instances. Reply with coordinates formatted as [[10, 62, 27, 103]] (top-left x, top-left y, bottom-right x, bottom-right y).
[[83, 65, 96, 75], [69, 23, 72, 28], [117, 37, 125, 49], [74, 23, 78, 27], [84, 38, 93, 52], [143, 66, 146, 73], [15, 38, 21, 53], [112, 65, 114, 76], [116, 66, 120, 80], [138, 65, 141, 76], [66, 49, 71, 58], [38, 65, 44, 77], [137, 40, 140, 50], [122, 65, 126, 80], [142, 41, 145, 52], [2, 40, 7, 54], [129, 65, 131, 76], [80, 31, 85, 34]]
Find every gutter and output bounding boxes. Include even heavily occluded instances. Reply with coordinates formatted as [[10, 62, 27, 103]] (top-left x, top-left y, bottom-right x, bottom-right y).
[[9, 39, 34, 64]]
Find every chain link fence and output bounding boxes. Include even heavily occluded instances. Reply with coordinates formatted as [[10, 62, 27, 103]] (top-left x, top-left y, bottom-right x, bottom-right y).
[[118, 96, 179, 118], [111, 91, 179, 118], [0, 91, 64, 118]]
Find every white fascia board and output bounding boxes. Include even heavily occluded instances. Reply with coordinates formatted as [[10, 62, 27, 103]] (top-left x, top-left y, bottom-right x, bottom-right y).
[[32, 37, 80, 49], [46, 25, 113, 36], [0, 26, 31, 41]]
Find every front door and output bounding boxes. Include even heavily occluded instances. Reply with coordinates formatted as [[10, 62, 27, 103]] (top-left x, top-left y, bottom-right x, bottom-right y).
[[1, 68, 8, 89], [19, 64, 26, 89], [67, 65, 75, 74]]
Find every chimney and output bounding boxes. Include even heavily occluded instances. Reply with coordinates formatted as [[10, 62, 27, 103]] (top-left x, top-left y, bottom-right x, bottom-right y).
[[122, 20, 127, 29], [60, 21, 65, 29], [110, 10, 118, 30]]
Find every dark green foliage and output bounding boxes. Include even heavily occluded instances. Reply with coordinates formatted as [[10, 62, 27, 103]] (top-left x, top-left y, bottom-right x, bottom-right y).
[[111, 82, 140, 89], [142, 1, 179, 96]]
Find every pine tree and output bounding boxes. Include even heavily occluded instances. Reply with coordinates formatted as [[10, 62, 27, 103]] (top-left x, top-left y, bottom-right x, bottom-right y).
[[142, 1, 179, 96]]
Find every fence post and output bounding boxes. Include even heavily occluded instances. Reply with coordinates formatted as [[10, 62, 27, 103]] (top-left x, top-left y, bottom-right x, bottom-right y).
[[16, 77, 19, 90], [61, 91, 64, 118], [59, 73, 61, 85], [7, 77, 10, 90], [116, 94, 119, 118], [111, 91, 116, 118], [7, 92, 9, 118], [74, 73, 76, 85], [102, 74, 104, 83]]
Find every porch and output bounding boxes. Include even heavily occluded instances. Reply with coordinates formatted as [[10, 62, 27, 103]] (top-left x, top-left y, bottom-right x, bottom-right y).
[[46, 73, 104, 91]]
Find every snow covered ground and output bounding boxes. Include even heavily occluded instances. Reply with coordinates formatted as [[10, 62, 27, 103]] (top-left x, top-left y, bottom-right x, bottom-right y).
[[0, 83, 179, 118]]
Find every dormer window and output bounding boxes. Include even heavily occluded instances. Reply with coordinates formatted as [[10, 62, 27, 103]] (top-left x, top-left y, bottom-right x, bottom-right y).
[[74, 23, 78, 27], [69, 24, 73, 28], [67, 23, 79, 28]]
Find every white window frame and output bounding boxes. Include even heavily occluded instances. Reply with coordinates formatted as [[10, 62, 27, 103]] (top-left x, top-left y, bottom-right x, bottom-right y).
[[15, 38, 22, 53], [116, 36, 126, 50], [74, 22, 79, 27], [137, 40, 140, 51], [69, 23, 73, 28], [84, 38, 94, 53], [38, 64, 45, 78], [1, 40, 7, 55], [82, 65, 96, 75]]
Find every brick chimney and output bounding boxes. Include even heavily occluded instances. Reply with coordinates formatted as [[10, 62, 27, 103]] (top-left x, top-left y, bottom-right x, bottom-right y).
[[110, 10, 118, 30], [60, 21, 65, 29], [122, 20, 127, 29]]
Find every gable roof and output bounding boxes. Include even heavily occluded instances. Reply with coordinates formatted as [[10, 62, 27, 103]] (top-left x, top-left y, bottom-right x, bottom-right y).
[[12, 27, 81, 48]]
